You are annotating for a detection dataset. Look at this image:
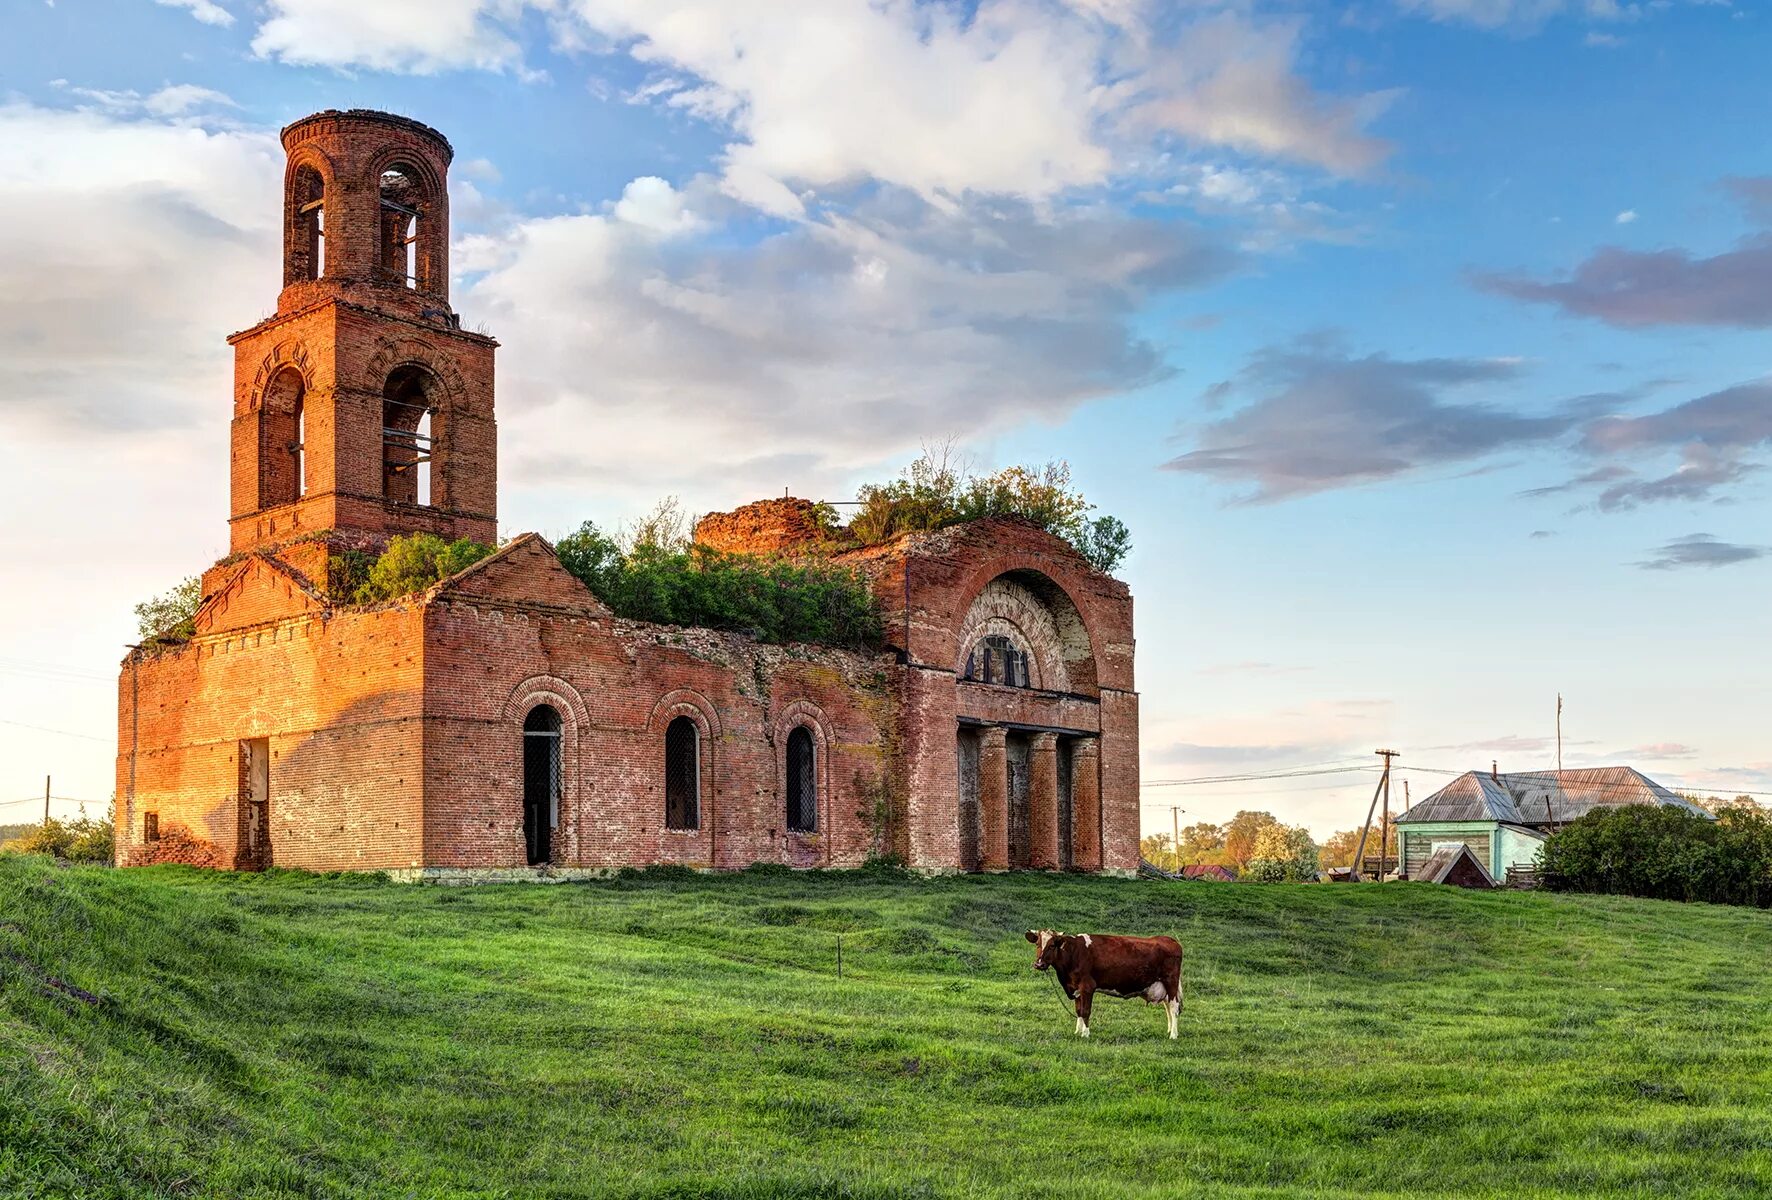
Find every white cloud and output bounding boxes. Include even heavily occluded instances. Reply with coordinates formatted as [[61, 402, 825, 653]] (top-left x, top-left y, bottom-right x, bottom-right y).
[[246, 1, 1396, 201], [610, 176, 702, 236], [0, 102, 280, 437], [1615, 208, 1638, 224], [253, 0, 526, 73], [49, 81, 238, 117], [157, 0, 234, 26], [461, 183, 1237, 498]]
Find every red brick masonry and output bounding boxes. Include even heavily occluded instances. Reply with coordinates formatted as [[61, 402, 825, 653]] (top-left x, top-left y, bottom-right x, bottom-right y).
[[115, 111, 1138, 878]]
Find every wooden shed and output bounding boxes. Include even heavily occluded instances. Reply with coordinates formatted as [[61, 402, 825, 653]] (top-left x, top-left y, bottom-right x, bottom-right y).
[[1412, 843, 1495, 889]]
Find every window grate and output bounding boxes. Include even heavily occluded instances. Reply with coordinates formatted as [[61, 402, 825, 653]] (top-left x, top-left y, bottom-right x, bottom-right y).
[[523, 706, 562, 865], [786, 726, 817, 833], [665, 716, 700, 830]]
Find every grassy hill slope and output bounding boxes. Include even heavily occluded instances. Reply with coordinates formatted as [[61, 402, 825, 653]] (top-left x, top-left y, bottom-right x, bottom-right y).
[[3, 858, 1770, 1199]]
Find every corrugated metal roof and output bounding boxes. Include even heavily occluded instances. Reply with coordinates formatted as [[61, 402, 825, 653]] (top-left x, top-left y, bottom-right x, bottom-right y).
[[1394, 766, 1712, 826]]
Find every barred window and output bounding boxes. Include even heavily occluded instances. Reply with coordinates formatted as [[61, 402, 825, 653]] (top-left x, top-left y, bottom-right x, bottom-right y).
[[665, 715, 700, 830], [786, 726, 817, 834], [523, 705, 562, 866]]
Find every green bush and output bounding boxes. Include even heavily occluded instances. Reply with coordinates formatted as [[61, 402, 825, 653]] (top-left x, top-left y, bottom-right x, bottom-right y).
[[352, 533, 497, 603], [1540, 803, 1772, 907], [134, 576, 202, 642], [3, 816, 114, 864], [554, 522, 882, 649], [849, 452, 1132, 574]]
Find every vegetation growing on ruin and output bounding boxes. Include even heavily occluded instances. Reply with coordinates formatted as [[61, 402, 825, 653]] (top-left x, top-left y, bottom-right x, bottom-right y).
[[5, 857, 1772, 1198], [132, 576, 202, 643], [555, 508, 882, 649], [335, 533, 497, 604], [846, 448, 1132, 574]]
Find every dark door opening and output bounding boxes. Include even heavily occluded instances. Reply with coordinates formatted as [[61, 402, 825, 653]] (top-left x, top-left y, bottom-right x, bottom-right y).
[[523, 705, 562, 865], [237, 738, 271, 871]]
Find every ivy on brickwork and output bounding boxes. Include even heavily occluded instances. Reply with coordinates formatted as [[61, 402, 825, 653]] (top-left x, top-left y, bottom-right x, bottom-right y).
[[341, 533, 498, 603], [846, 447, 1131, 575], [554, 518, 883, 650]]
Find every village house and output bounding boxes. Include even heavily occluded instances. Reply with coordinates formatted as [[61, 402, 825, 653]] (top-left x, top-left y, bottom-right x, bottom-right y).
[[113, 110, 1140, 880], [1393, 765, 1711, 881]]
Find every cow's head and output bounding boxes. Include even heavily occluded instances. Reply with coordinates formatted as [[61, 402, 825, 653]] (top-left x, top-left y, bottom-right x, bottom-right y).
[[1024, 928, 1066, 971]]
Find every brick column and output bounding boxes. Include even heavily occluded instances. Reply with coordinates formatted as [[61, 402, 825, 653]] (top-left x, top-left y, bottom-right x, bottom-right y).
[[978, 726, 1009, 872], [1070, 736, 1102, 872], [1028, 732, 1060, 870]]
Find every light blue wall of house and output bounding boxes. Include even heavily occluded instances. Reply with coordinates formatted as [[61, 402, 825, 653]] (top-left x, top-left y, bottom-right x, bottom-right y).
[[1399, 820, 1549, 879], [1495, 824, 1548, 876], [1398, 820, 1500, 878]]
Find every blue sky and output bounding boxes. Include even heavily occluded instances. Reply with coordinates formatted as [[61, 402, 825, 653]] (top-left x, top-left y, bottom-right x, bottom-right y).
[[1, 0, 1767, 836]]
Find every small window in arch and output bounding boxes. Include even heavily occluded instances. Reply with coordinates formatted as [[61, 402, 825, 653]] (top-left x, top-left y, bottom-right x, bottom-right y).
[[965, 635, 1030, 688], [786, 726, 817, 834], [292, 165, 324, 281], [378, 165, 423, 289], [381, 366, 435, 506], [665, 716, 700, 831]]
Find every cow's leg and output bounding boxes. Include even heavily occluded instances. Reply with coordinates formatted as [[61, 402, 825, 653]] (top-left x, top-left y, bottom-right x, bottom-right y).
[[1074, 985, 1094, 1038], [1166, 997, 1179, 1039]]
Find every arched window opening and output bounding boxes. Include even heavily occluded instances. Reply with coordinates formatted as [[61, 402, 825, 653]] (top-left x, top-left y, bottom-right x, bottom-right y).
[[381, 365, 435, 506], [963, 634, 1030, 688], [292, 165, 325, 281], [378, 165, 422, 289], [259, 368, 305, 507], [522, 705, 562, 866], [786, 726, 817, 834], [665, 715, 700, 831]]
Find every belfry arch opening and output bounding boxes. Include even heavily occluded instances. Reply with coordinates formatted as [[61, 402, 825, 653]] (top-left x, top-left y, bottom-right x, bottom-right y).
[[378, 164, 428, 290], [289, 165, 325, 283], [381, 365, 437, 506], [259, 368, 305, 507]]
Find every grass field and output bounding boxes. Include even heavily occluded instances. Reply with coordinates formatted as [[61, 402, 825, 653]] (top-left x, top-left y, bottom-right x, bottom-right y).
[[3, 857, 1771, 1199]]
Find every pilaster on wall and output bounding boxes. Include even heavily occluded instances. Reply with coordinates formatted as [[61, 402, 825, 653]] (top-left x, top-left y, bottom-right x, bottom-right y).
[[897, 663, 963, 871], [1099, 689, 1140, 873], [977, 725, 1009, 872], [1027, 732, 1060, 870], [1069, 736, 1102, 871]]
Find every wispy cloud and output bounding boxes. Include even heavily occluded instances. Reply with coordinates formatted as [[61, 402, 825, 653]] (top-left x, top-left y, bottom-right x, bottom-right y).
[[1477, 178, 1772, 328], [1636, 533, 1769, 571], [1162, 337, 1568, 501]]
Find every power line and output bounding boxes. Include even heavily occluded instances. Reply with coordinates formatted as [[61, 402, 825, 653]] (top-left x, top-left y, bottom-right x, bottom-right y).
[[0, 717, 110, 743], [1142, 764, 1377, 788]]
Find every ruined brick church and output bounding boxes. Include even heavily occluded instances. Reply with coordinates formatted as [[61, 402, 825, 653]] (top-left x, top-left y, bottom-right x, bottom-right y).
[[115, 110, 1139, 879]]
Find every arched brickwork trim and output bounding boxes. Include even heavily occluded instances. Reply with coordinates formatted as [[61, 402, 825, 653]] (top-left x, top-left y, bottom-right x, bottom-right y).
[[249, 340, 315, 412], [950, 559, 1096, 694], [503, 675, 586, 864], [774, 700, 834, 858], [648, 689, 719, 843]]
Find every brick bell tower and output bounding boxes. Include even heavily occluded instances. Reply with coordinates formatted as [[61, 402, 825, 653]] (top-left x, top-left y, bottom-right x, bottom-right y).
[[226, 110, 497, 562]]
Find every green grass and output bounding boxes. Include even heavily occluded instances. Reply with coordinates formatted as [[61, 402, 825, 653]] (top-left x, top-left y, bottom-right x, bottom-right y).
[[3, 857, 1770, 1199]]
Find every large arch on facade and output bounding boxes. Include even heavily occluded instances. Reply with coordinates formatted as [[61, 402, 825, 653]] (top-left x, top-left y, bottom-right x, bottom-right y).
[[951, 559, 1098, 696]]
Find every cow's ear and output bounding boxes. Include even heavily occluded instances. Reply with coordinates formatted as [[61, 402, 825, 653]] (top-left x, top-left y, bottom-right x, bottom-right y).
[[1024, 930, 1038, 944]]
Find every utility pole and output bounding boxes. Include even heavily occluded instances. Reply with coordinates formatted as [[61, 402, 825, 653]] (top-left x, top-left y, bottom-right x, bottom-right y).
[[43, 775, 50, 828], [1352, 750, 1399, 881], [1170, 806, 1184, 874], [1556, 693, 1563, 775], [1378, 750, 1397, 878]]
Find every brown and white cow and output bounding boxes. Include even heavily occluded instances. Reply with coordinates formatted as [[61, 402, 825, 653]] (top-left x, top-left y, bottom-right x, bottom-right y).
[[1025, 929, 1183, 1039]]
